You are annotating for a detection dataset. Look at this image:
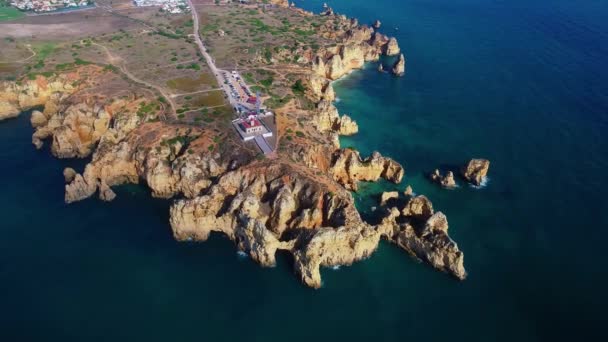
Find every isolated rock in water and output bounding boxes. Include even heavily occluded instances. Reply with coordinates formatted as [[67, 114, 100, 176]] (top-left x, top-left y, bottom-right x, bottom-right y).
[[392, 54, 405, 76], [373, 20, 382, 29], [378, 63, 384, 72], [32, 136, 43, 149], [430, 169, 457, 188], [63, 167, 77, 183], [404, 185, 413, 196], [461, 159, 490, 186], [380, 191, 399, 206]]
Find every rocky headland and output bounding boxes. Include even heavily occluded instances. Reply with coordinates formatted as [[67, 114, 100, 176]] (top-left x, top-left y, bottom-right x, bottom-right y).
[[0, 4, 467, 288]]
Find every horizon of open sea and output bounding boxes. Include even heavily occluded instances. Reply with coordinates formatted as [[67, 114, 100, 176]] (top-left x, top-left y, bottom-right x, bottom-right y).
[[2, 0, 608, 341]]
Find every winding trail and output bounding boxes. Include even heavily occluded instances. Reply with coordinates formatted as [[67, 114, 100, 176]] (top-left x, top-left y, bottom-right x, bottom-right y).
[[187, 0, 275, 154], [92, 42, 176, 118], [187, 0, 225, 93]]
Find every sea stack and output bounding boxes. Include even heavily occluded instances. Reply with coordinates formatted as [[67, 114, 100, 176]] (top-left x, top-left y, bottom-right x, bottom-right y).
[[373, 20, 382, 29], [385, 37, 400, 56], [392, 54, 405, 76], [378, 63, 384, 72], [461, 159, 490, 186], [430, 169, 457, 189]]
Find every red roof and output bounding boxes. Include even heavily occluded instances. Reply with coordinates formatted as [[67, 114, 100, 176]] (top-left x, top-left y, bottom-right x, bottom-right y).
[[241, 118, 261, 129], [247, 96, 257, 104]]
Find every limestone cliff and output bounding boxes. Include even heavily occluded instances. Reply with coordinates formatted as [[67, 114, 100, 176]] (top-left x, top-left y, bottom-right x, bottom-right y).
[[65, 122, 253, 203], [329, 148, 404, 191], [170, 164, 464, 288], [312, 99, 359, 136], [0, 66, 102, 121], [378, 196, 467, 280], [0, 2, 469, 289], [311, 23, 402, 80]]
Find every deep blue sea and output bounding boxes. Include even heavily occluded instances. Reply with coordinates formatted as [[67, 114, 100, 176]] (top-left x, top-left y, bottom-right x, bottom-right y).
[[2, 0, 608, 340]]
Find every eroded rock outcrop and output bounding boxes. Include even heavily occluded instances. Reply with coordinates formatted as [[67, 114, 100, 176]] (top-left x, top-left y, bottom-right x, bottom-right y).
[[313, 99, 359, 136], [461, 158, 490, 186], [65, 122, 253, 203], [311, 23, 401, 80], [169, 162, 464, 288], [0, 66, 102, 121], [169, 163, 377, 288], [430, 169, 457, 189], [385, 37, 401, 56], [392, 54, 405, 76], [378, 196, 466, 280], [0, 4, 467, 290], [330, 148, 404, 191]]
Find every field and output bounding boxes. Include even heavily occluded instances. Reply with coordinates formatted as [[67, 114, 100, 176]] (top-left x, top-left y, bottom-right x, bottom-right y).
[[0, 0, 344, 154], [0, 0, 235, 130], [0, 6, 24, 22]]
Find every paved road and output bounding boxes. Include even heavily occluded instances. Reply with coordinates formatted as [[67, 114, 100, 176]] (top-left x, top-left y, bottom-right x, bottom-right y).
[[187, 0, 235, 107], [254, 135, 273, 155], [187, 0, 275, 154]]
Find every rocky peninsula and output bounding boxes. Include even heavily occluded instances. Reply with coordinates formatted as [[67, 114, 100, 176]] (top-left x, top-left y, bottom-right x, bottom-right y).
[[0, 2, 466, 288]]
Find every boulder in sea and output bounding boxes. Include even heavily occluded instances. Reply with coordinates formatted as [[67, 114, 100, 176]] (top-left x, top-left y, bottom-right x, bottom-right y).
[[373, 20, 382, 29], [392, 54, 405, 76], [380, 191, 399, 206], [461, 159, 490, 186], [404, 185, 413, 196], [429, 169, 457, 189], [378, 63, 385, 72]]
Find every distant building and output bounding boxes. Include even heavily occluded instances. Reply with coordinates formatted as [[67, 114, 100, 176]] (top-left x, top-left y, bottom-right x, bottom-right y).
[[10, 0, 92, 13], [133, 0, 189, 14]]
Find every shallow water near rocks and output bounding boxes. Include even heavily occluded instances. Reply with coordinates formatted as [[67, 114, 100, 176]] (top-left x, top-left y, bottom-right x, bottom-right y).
[[2, 0, 608, 341]]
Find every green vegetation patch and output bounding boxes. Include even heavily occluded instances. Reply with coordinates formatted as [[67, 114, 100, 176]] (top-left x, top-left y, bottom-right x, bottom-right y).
[[189, 90, 225, 107], [0, 6, 24, 22], [166, 73, 216, 92]]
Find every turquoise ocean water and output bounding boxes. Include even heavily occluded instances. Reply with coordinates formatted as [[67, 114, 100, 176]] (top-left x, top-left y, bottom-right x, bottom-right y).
[[2, 0, 608, 340]]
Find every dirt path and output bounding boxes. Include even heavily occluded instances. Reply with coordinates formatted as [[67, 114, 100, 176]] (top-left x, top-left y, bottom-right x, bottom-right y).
[[0, 45, 36, 64], [170, 88, 222, 98], [92, 42, 176, 118]]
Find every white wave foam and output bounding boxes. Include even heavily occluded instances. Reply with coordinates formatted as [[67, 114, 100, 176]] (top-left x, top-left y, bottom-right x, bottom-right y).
[[331, 265, 341, 270], [334, 97, 341, 103], [236, 251, 248, 258], [470, 177, 490, 189]]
